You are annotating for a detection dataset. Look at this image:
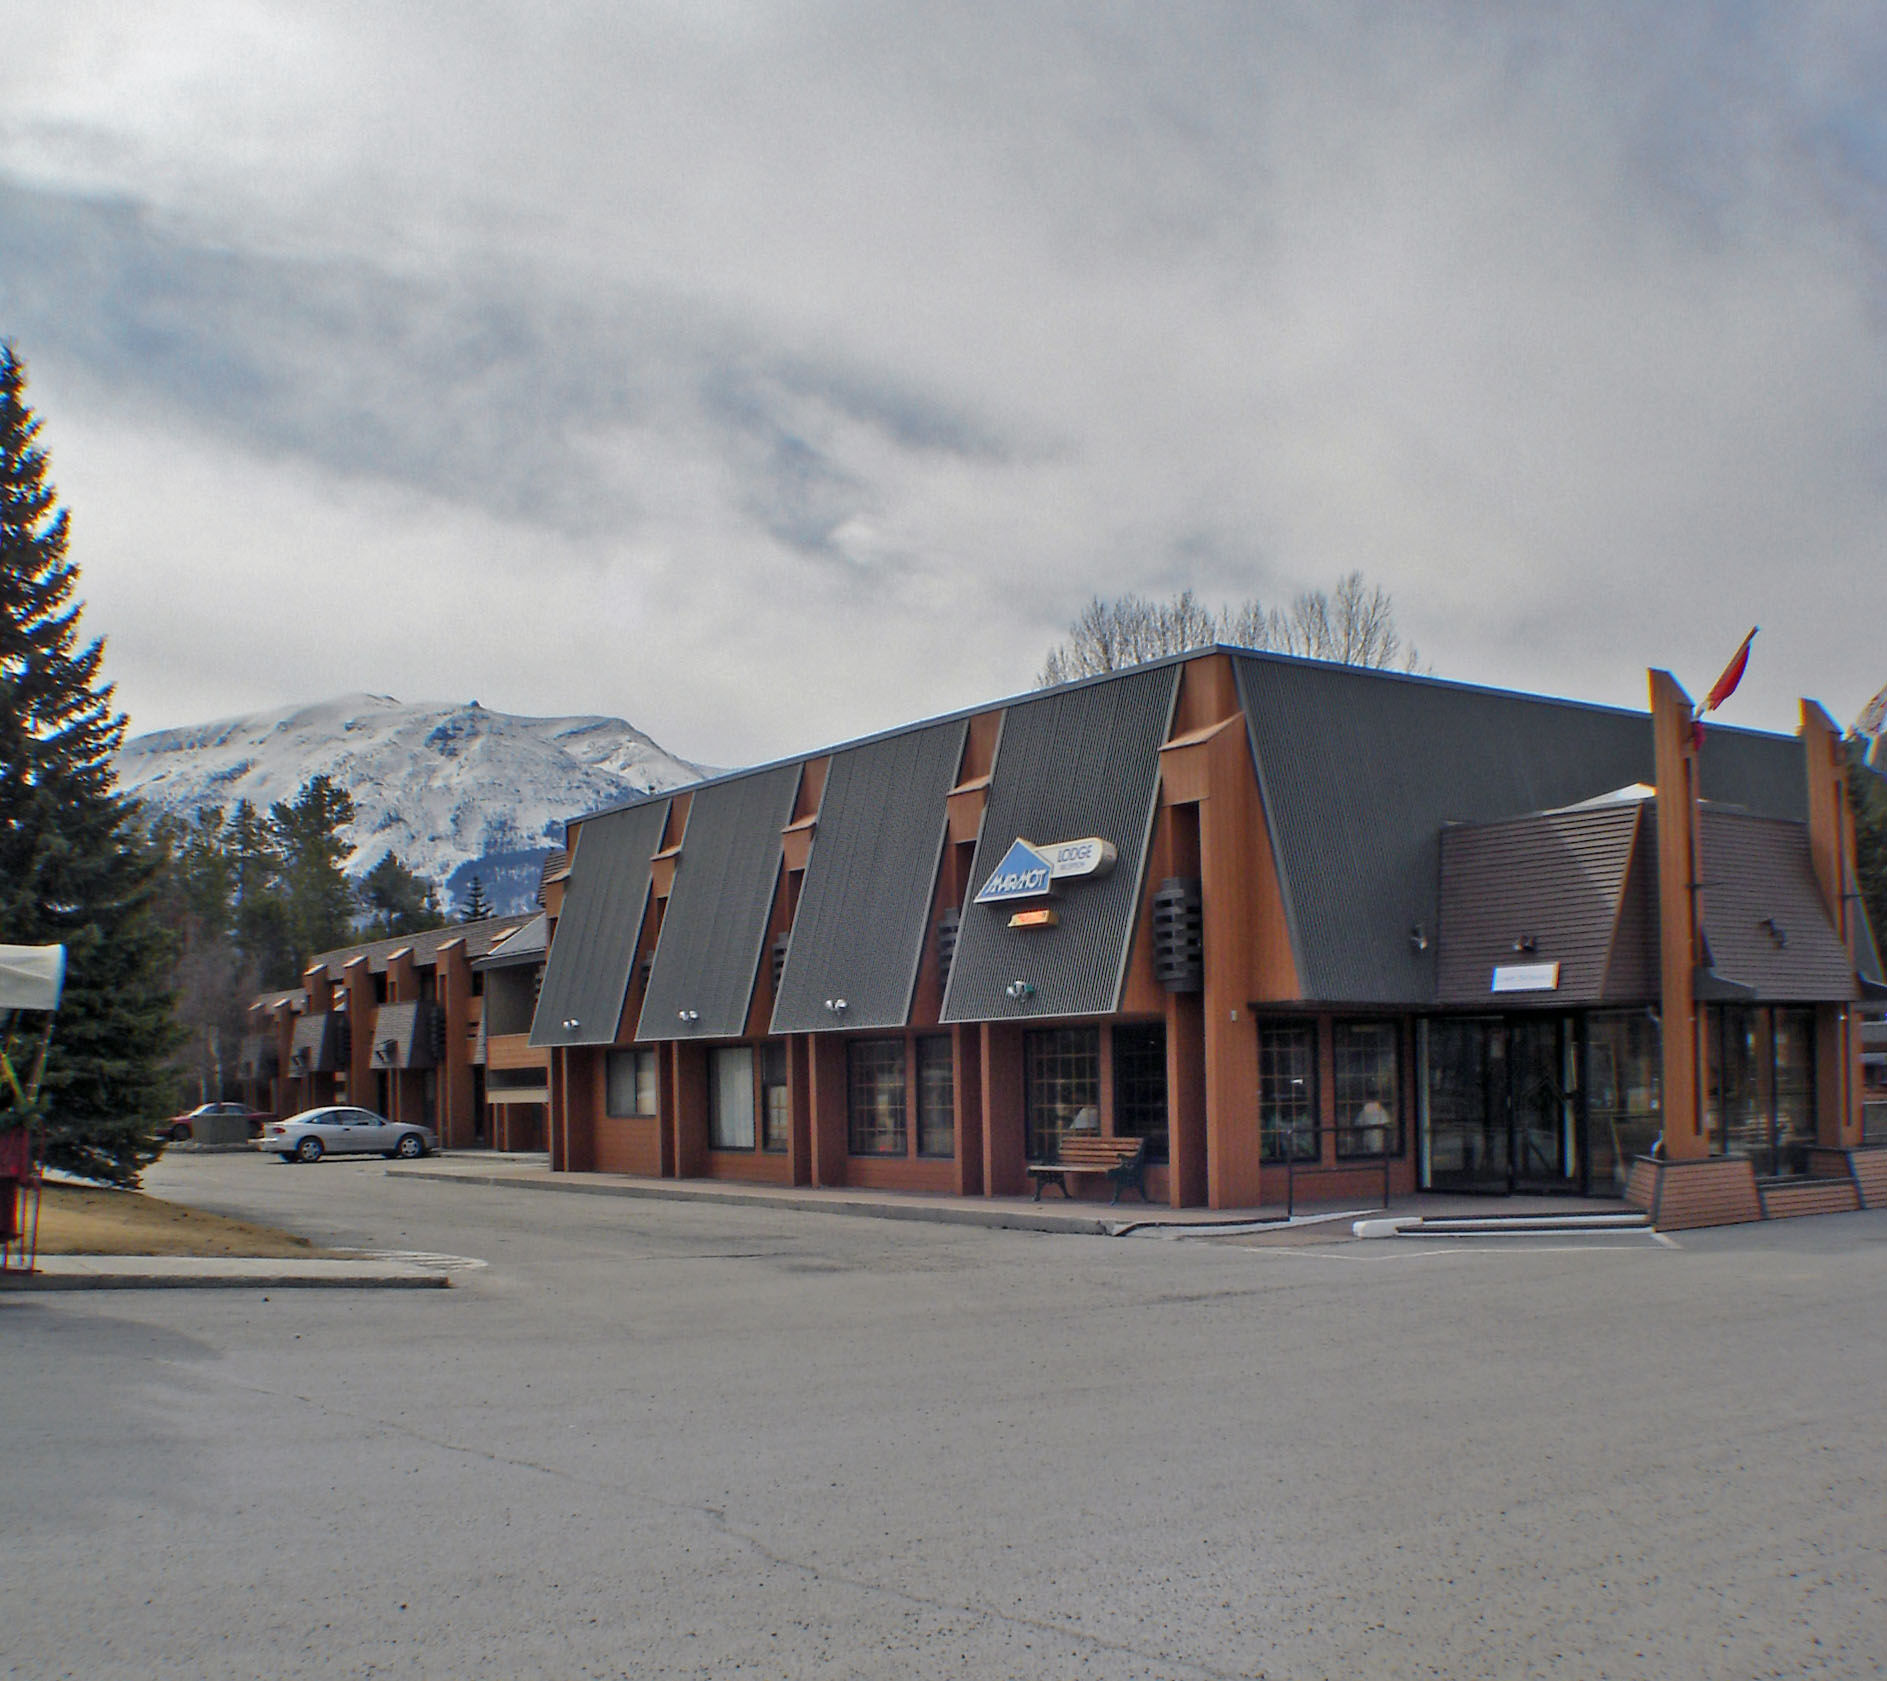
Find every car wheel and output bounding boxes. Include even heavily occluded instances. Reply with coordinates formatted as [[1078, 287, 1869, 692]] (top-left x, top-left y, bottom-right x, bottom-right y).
[[169, 1123, 192, 1143], [394, 1132, 426, 1159], [295, 1136, 324, 1164]]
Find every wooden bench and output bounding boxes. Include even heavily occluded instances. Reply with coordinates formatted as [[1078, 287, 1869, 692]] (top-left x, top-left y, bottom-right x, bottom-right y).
[[1027, 1135, 1150, 1204]]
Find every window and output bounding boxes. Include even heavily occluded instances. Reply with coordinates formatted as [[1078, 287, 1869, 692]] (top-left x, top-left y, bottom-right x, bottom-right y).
[[761, 1041, 790, 1154], [1586, 1011, 1662, 1193], [708, 1046, 755, 1150], [1024, 1027, 1099, 1162], [1113, 1023, 1168, 1163], [1258, 1020, 1317, 1162], [848, 1039, 906, 1155], [1333, 1021, 1397, 1157], [1772, 1009, 1816, 1176], [917, 1036, 954, 1158], [605, 1049, 658, 1117]]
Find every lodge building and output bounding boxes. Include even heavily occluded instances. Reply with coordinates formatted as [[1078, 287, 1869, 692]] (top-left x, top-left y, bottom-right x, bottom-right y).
[[242, 913, 552, 1151], [525, 649, 1885, 1226]]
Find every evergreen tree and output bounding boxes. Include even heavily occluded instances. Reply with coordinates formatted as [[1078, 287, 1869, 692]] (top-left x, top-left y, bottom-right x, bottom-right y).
[[1847, 737, 1887, 960], [0, 343, 174, 1184], [271, 775, 358, 962], [460, 875, 492, 922], [359, 850, 447, 938]]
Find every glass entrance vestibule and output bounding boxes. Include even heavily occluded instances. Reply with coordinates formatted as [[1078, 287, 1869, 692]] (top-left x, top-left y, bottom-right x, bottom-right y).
[[1418, 1012, 1667, 1197]]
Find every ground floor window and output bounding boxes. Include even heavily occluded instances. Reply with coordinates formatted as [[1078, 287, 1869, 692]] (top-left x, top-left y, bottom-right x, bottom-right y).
[[916, 1036, 954, 1158], [1333, 1020, 1397, 1157], [1112, 1022, 1167, 1163], [1258, 1019, 1317, 1162], [1024, 1027, 1099, 1161], [1586, 1010, 1661, 1193], [1707, 1006, 1817, 1176], [761, 1041, 790, 1153], [709, 1045, 755, 1150], [848, 1038, 907, 1155], [606, 1048, 659, 1117]]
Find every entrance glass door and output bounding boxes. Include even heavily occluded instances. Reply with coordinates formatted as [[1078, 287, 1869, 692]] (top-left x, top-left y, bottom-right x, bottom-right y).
[[1507, 1017, 1574, 1191], [1421, 1016, 1578, 1194]]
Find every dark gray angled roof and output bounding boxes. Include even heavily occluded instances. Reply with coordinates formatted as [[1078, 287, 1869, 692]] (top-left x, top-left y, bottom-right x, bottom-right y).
[[639, 765, 801, 1041], [289, 1011, 343, 1073], [529, 799, 670, 1048], [1437, 801, 1647, 1007], [1235, 653, 1808, 1006], [942, 662, 1178, 1024], [1698, 810, 1855, 1002], [772, 719, 966, 1034]]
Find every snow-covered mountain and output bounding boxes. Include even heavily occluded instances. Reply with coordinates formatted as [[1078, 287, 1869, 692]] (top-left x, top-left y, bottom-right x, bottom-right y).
[[115, 694, 711, 913]]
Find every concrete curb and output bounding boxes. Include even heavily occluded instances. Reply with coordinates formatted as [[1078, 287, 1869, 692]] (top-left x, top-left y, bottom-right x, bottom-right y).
[[2, 1256, 454, 1290], [389, 1165, 1123, 1235]]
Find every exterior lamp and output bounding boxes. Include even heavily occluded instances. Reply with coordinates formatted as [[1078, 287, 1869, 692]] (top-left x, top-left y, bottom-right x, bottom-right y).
[[1409, 925, 1429, 953], [1004, 980, 1034, 1001], [678, 1008, 700, 1024], [824, 998, 848, 1016], [561, 1017, 580, 1032]]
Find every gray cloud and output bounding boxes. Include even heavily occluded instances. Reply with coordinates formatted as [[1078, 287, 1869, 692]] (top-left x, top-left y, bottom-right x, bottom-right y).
[[3, 2, 1887, 764]]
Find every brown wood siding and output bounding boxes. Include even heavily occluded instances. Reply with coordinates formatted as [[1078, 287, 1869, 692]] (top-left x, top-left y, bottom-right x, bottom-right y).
[[1645, 1157, 1762, 1229], [1758, 1179, 1860, 1219], [1846, 1146, 1887, 1207], [594, 1116, 661, 1176]]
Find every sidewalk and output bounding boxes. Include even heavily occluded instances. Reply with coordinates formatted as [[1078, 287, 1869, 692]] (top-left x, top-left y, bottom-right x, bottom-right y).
[[387, 1152, 1634, 1238], [1, 1254, 457, 1290]]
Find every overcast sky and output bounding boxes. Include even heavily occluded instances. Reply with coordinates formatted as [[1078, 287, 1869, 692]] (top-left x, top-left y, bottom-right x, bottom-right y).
[[4, 2, 1885, 767]]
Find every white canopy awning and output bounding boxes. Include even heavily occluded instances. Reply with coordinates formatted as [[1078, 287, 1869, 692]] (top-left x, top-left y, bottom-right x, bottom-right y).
[[0, 945, 65, 1013]]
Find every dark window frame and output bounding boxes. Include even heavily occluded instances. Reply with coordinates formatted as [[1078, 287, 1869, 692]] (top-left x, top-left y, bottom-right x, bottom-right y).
[[1258, 1018, 1318, 1163], [1332, 1019, 1400, 1158], [916, 1035, 954, 1159], [1024, 1026, 1101, 1163], [847, 1038, 908, 1157], [1111, 1021, 1168, 1164]]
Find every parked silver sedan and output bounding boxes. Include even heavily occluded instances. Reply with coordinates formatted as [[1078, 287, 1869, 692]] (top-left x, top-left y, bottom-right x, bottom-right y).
[[261, 1106, 437, 1163]]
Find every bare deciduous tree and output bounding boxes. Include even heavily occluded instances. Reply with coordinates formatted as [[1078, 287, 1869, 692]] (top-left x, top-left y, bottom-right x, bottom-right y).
[[1037, 571, 1421, 685]]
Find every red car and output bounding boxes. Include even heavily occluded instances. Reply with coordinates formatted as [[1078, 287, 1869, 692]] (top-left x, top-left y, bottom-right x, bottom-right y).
[[163, 1103, 273, 1143]]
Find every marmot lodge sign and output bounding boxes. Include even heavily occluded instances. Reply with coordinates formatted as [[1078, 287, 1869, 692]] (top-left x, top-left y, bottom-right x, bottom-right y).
[[974, 837, 1119, 904]]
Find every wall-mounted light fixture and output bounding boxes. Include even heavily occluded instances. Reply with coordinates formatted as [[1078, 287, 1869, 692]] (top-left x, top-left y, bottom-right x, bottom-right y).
[[1512, 935, 1538, 955], [1760, 917, 1788, 948], [561, 1017, 580, 1032], [1409, 925, 1429, 953], [677, 1008, 699, 1024], [824, 997, 849, 1016], [1004, 979, 1034, 1001]]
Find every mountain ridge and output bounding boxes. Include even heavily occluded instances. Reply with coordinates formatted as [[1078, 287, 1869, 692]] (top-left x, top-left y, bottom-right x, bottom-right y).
[[115, 693, 712, 913]]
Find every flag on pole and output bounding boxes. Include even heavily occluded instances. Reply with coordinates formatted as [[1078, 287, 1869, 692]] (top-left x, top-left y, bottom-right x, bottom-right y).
[[1691, 627, 1757, 752], [1703, 627, 1758, 714]]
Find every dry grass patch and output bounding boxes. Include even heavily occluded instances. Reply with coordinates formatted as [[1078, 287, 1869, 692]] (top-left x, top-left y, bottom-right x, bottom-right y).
[[29, 1182, 336, 1259]]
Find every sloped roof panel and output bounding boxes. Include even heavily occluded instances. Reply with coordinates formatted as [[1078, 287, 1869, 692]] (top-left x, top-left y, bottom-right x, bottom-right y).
[[529, 799, 669, 1047], [638, 765, 801, 1041], [1437, 805, 1643, 1006], [772, 719, 966, 1034], [1698, 810, 1856, 1001], [941, 663, 1178, 1023], [1234, 654, 1807, 1005]]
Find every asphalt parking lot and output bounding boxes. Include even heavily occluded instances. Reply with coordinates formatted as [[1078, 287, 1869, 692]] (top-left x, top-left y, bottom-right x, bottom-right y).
[[5, 1152, 1884, 1679]]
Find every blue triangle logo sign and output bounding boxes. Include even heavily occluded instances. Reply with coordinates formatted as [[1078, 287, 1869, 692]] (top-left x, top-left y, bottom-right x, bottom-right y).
[[974, 839, 1056, 904]]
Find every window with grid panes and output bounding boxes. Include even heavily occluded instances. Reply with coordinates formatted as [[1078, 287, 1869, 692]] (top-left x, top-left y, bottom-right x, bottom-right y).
[[1258, 1020, 1318, 1161], [847, 1039, 906, 1155], [916, 1036, 954, 1158], [760, 1040, 790, 1153], [1024, 1027, 1100, 1161], [1112, 1023, 1168, 1163], [1333, 1021, 1397, 1157]]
